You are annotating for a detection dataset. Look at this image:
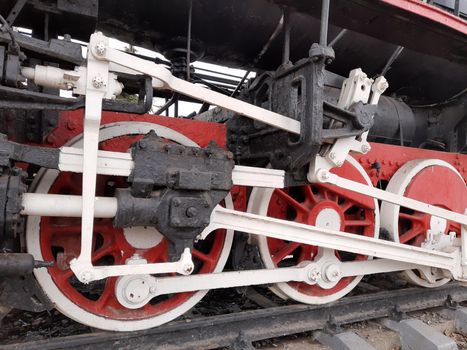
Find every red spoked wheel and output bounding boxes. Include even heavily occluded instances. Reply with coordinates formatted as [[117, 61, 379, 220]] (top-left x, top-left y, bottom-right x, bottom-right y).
[[381, 159, 466, 287], [248, 157, 379, 304], [26, 122, 233, 331]]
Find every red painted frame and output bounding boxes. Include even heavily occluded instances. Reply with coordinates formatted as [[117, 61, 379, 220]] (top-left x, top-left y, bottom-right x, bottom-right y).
[[381, 0, 467, 35], [48, 110, 466, 187]]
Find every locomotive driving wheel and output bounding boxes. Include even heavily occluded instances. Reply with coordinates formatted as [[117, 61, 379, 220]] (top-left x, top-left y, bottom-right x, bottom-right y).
[[248, 157, 379, 304], [26, 122, 233, 331], [381, 159, 467, 288]]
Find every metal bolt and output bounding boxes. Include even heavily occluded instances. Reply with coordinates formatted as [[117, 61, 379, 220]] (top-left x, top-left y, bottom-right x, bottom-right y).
[[361, 144, 371, 154], [149, 286, 157, 294], [80, 270, 93, 283], [183, 264, 193, 274], [319, 170, 330, 181], [186, 206, 198, 217], [92, 75, 106, 89], [173, 198, 181, 207], [336, 160, 343, 167], [94, 42, 106, 56], [307, 268, 321, 282], [329, 152, 336, 159], [324, 264, 341, 282]]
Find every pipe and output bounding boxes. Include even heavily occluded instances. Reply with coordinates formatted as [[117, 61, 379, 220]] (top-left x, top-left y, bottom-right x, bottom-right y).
[[0, 253, 35, 276], [282, 9, 291, 64], [329, 29, 347, 47], [21, 193, 117, 218], [319, 0, 330, 46]]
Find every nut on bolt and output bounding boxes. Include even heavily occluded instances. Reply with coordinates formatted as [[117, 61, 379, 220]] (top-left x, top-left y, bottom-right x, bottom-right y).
[[80, 270, 94, 283], [186, 206, 198, 217], [182, 264, 194, 275], [324, 264, 341, 283], [92, 75, 106, 89], [317, 169, 331, 182], [94, 41, 107, 56], [307, 268, 321, 282]]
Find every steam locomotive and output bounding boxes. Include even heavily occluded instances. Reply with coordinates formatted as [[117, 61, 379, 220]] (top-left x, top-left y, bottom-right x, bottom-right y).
[[0, 0, 465, 331]]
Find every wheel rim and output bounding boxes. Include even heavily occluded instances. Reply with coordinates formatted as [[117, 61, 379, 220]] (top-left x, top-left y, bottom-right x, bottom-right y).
[[249, 157, 379, 304], [26, 122, 233, 331], [381, 159, 466, 287]]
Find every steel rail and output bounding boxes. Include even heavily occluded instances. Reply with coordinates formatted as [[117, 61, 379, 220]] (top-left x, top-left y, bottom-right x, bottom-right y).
[[2, 283, 467, 350]]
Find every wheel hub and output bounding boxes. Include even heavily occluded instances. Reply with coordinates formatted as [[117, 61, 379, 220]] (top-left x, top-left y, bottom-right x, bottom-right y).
[[313, 207, 342, 231], [123, 226, 164, 249], [115, 255, 156, 309]]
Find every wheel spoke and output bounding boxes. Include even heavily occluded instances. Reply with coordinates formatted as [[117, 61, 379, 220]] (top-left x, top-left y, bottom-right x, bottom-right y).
[[340, 201, 353, 213], [93, 222, 116, 236], [344, 219, 373, 227], [54, 267, 75, 281], [49, 225, 81, 236], [96, 280, 116, 310], [272, 241, 301, 264], [323, 190, 337, 203], [192, 248, 215, 264], [274, 189, 308, 213], [303, 186, 317, 203], [399, 212, 424, 223], [92, 244, 116, 263], [399, 227, 424, 244]]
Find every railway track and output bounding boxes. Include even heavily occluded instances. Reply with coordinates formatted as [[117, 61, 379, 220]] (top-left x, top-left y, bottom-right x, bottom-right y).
[[2, 282, 467, 350]]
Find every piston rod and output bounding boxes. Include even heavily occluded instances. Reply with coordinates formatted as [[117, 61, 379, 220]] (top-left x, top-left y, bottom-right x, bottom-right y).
[[21, 193, 117, 218]]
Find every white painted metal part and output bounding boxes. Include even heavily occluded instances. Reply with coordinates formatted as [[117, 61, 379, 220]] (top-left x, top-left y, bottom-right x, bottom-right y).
[[134, 258, 421, 299], [205, 206, 461, 275], [68, 32, 111, 284], [318, 69, 388, 171], [315, 169, 467, 226], [89, 32, 300, 134]]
